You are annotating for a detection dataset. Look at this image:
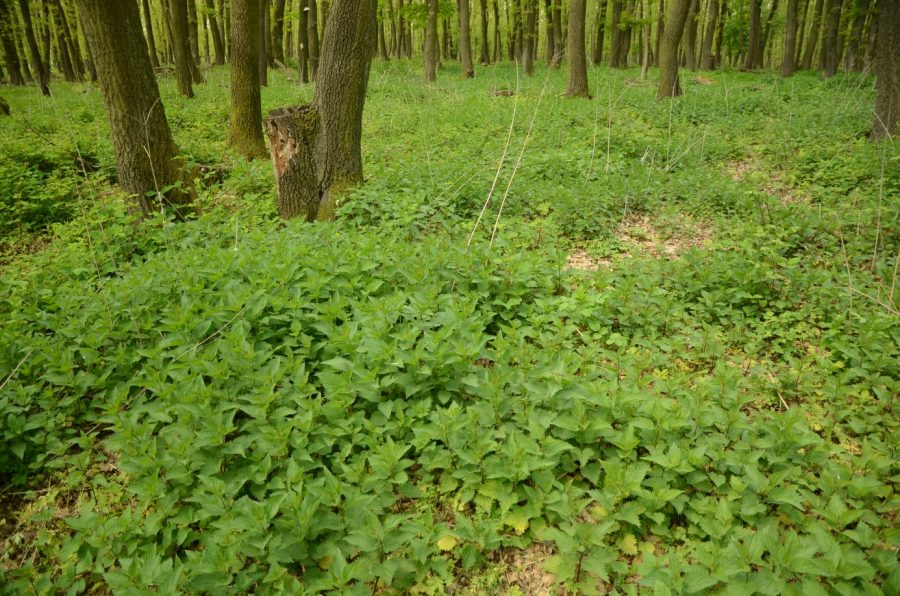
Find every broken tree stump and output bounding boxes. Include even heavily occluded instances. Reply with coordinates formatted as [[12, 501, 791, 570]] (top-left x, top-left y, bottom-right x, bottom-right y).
[[265, 104, 323, 221]]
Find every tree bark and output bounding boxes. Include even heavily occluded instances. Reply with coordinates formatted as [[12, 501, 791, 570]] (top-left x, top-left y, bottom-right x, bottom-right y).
[[871, 0, 898, 139], [424, 0, 437, 81], [272, 0, 285, 63], [76, 0, 191, 215], [17, 0, 50, 94], [298, 0, 308, 81], [657, 0, 691, 98], [743, 0, 761, 70], [307, 0, 318, 77], [479, 0, 489, 63], [699, 0, 719, 69], [492, 0, 500, 62], [459, 0, 474, 76], [258, 0, 268, 85], [0, 0, 23, 85], [592, 0, 608, 65], [550, 0, 563, 66], [640, 0, 651, 76], [58, 0, 85, 79], [609, 0, 623, 66], [565, 0, 589, 97], [522, 0, 536, 75], [266, 0, 375, 220], [169, 0, 195, 95], [782, 0, 799, 75], [844, 0, 869, 71], [760, 0, 781, 64], [800, 0, 823, 69], [142, 0, 160, 68], [205, 0, 225, 64], [821, 0, 844, 77], [683, 0, 700, 69], [230, 0, 267, 159], [50, 0, 75, 80], [187, 0, 201, 67]]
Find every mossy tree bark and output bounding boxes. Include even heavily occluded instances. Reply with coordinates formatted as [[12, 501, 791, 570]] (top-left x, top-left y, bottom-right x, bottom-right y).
[[657, 0, 691, 98], [871, 0, 898, 140], [781, 0, 799, 76], [458, 0, 474, 77], [76, 0, 191, 216], [229, 0, 267, 159], [16, 0, 49, 95], [265, 0, 375, 220], [565, 0, 589, 97], [424, 0, 437, 81]]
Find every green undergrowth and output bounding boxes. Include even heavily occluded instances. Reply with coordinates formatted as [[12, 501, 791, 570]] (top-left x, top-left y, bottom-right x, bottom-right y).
[[0, 62, 898, 594]]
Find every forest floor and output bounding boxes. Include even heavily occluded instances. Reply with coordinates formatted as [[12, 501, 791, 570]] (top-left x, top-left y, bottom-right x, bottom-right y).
[[0, 63, 898, 594]]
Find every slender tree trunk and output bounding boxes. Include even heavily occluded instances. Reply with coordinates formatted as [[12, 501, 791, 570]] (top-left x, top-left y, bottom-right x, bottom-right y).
[[17, 0, 50, 94], [265, 0, 376, 220], [0, 0, 23, 84], [230, 0, 267, 158], [565, 0, 589, 97], [285, 0, 293, 58], [844, 0, 869, 71], [39, 0, 50, 74], [58, 0, 85, 79], [683, 0, 700, 69], [50, 0, 75, 80], [479, 0, 489, 63], [493, 0, 500, 62], [610, 0, 623, 66], [522, 0, 535, 75], [169, 0, 195, 95], [272, 0, 285, 63], [76, 0, 191, 215], [459, 0, 474, 76], [258, 0, 268, 84], [743, 0, 761, 69], [821, 0, 844, 76], [424, 0, 437, 80], [800, 0, 823, 69], [307, 0, 318, 77], [550, 0, 563, 66], [204, 0, 225, 64], [378, 4, 388, 59], [871, 0, 898, 138], [593, 0, 608, 64], [699, 0, 719, 68], [760, 0, 781, 63], [782, 0, 798, 75], [658, 0, 691, 98], [187, 0, 201, 67], [142, 0, 160, 68], [641, 0, 651, 76], [298, 0, 308, 80], [795, 0, 810, 63], [656, 0, 666, 64]]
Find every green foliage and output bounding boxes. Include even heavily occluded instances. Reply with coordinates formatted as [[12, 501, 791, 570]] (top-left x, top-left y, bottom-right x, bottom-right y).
[[0, 63, 897, 594]]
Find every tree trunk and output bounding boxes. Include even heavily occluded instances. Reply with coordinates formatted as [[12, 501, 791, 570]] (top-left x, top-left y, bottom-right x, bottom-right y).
[[479, 0, 489, 63], [870, 0, 897, 139], [307, 0, 318, 77], [76, 0, 191, 215], [187, 0, 201, 67], [17, 0, 50, 94], [610, 0, 623, 66], [657, 0, 691, 98], [640, 0, 651, 76], [699, 0, 719, 69], [655, 0, 666, 65], [522, 0, 535, 75], [782, 0, 799, 75], [142, 0, 160, 68], [272, 0, 285, 63], [550, 0, 563, 66], [266, 0, 375, 220], [58, 0, 85, 79], [683, 0, 700, 69], [844, 0, 869, 71], [800, 0, 823, 69], [378, 4, 388, 59], [565, 0, 589, 97], [492, 0, 500, 62], [205, 0, 225, 64], [821, 0, 844, 77], [424, 0, 437, 80], [50, 0, 76, 80], [169, 0, 195, 95], [298, 0, 308, 80], [0, 0, 23, 84], [258, 0, 268, 84], [743, 0, 761, 69], [760, 0, 781, 65], [593, 0, 608, 64], [230, 0, 267, 159], [459, 0, 474, 76]]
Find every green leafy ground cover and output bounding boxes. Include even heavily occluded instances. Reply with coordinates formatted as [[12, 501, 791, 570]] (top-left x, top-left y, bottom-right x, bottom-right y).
[[0, 63, 897, 594]]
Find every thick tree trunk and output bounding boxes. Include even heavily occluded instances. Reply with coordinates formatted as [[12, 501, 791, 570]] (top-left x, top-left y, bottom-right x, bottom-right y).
[[230, 0, 267, 158], [266, 0, 375, 220], [565, 0, 589, 97], [0, 0, 23, 85], [17, 0, 50, 95], [743, 0, 761, 70], [656, 0, 666, 65], [592, 0, 608, 65], [782, 0, 799, 75], [821, 0, 844, 77], [699, 0, 720, 69], [683, 0, 700, 69], [459, 0, 474, 76], [424, 0, 437, 80], [76, 0, 191, 215], [657, 0, 691, 98], [871, 0, 898, 139], [800, 0, 823, 69]]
